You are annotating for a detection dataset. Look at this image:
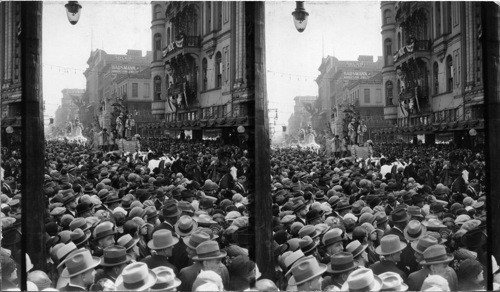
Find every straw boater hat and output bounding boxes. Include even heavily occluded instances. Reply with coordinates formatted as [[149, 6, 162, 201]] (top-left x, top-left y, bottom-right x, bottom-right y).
[[150, 266, 181, 291], [115, 262, 157, 291], [341, 267, 383, 292], [288, 257, 327, 286], [326, 252, 357, 274], [60, 249, 100, 278], [192, 240, 227, 261], [375, 235, 407, 256]]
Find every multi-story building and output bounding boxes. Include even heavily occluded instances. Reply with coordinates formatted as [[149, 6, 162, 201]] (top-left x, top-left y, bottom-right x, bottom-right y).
[[1, 2, 22, 145], [287, 95, 317, 137], [339, 73, 392, 141], [379, 1, 484, 145], [149, 2, 253, 142], [316, 55, 383, 137], [110, 68, 157, 136], [83, 49, 152, 130], [54, 88, 85, 129]]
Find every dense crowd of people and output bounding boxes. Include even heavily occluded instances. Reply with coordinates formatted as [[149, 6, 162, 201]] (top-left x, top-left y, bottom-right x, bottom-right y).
[[1, 137, 261, 291], [0, 134, 496, 291], [267, 141, 491, 291]]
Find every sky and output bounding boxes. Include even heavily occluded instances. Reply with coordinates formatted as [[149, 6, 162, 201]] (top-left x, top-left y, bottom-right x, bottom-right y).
[[42, 1, 151, 117], [266, 1, 383, 127]]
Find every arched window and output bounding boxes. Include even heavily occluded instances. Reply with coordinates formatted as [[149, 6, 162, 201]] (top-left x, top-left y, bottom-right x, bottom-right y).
[[154, 33, 162, 60], [433, 62, 439, 94], [384, 38, 393, 66], [435, 3, 442, 37], [205, 2, 212, 34], [215, 52, 222, 88], [202, 58, 208, 91], [166, 28, 171, 46], [446, 55, 453, 92], [383, 9, 392, 25], [154, 76, 162, 101], [385, 81, 394, 106], [154, 5, 162, 20]]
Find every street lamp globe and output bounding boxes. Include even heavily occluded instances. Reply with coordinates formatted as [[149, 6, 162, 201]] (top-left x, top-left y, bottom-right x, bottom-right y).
[[469, 128, 477, 136], [65, 1, 82, 25], [292, 1, 309, 33]]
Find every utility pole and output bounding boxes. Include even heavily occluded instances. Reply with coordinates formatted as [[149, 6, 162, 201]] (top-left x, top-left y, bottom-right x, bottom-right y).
[[20, 2, 46, 291], [252, 2, 275, 280], [483, 3, 500, 291]]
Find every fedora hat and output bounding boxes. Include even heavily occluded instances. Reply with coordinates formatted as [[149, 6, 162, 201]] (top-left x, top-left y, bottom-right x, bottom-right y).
[[61, 191, 77, 206], [411, 235, 439, 254], [97, 189, 110, 201], [389, 207, 410, 223], [284, 250, 305, 271], [69, 218, 91, 232], [174, 215, 198, 237], [299, 236, 318, 254], [292, 201, 307, 213], [70, 228, 90, 247], [194, 214, 217, 227], [100, 245, 132, 267], [346, 240, 368, 258], [201, 179, 218, 191], [420, 244, 454, 265], [76, 201, 94, 216], [83, 184, 95, 194], [375, 235, 407, 256], [162, 204, 181, 218], [50, 206, 66, 217], [115, 262, 157, 291], [151, 266, 181, 291], [407, 205, 424, 218], [148, 229, 179, 250], [105, 192, 122, 205], [336, 199, 352, 211], [61, 249, 100, 278], [326, 252, 357, 274], [306, 209, 323, 224], [192, 240, 227, 261], [183, 231, 211, 249], [351, 202, 363, 216], [298, 225, 320, 239], [117, 234, 140, 251], [56, 242, 78, 264], [404, 220, 427, 242], [93, 221, 116, 241], [379, 271, 408, 291], [341, 267, 382, 292], [322, 228, 343, 247], [289, 257, 327, 286]]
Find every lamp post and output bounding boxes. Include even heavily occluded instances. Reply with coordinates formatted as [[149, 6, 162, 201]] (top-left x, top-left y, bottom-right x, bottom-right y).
[[134, 109, 138, 136], [292, 1, 309, 32], [65, 1, 82, 25]]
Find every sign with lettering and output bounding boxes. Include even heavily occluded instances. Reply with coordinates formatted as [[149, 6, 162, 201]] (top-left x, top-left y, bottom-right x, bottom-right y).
[[111, 64, 140, 74], [343, 71, 372, 80]]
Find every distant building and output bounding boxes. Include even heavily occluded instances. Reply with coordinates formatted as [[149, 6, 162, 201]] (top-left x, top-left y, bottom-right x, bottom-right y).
[[287, 95, 317, 137], [1, 2, 22, 145], [379, 1, 484, 145], [149, 2, 253, 142], [54, 88, 85, 129], [83, 49, 153, 131], [316, 55, 383, 137]]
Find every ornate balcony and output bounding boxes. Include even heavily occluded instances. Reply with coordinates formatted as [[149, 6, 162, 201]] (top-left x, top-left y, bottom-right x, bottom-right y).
[[162, 35, 201, 59], [393, 40, 431, 65]]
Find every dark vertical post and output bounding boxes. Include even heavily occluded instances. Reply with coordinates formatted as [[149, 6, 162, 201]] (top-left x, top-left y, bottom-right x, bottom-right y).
[[20, 2, 46, 290], [483, 2, 500, 291], [253, 1, 275, 280]]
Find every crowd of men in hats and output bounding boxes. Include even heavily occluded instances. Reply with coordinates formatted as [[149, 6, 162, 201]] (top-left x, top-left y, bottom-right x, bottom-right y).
[[0, 137, 280, 291], [266, 142, 492, 291]]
